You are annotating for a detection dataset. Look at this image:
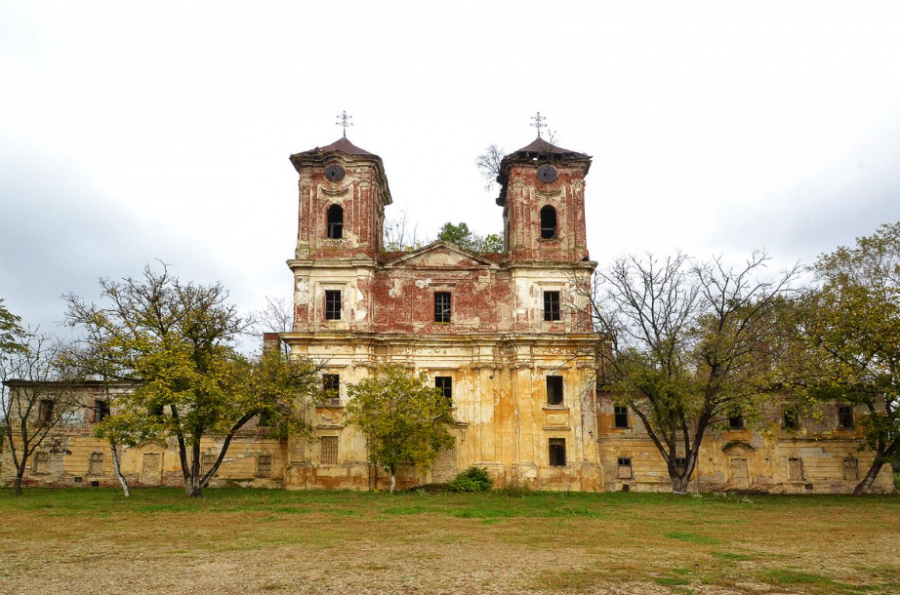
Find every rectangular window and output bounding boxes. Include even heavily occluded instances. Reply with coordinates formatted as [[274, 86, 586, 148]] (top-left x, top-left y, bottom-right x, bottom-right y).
[[788, 457, 804, 481], [783, 408, 799, 430], [617, 457, 633, 479], [256, 453, 273, 478], [201, 453, 217, 477], [434, 292, 451, 323], [435, 377, 453, 405], [323, 374, 340, 406], [543, 291, 561, 321], [842, 457, 859, 481], [729, 414, 744, 429], [325, 290, 342, 320], [95, 400, 110, 423], [33, 451, 50, 474], [549, 438, 566, 467], [546, 376, 563, 406], [838, 405, 855, 429], [89, 452, 104, 475], [675, 457, 687, 473], [613, 406, 629, 428], [37, 399, 54, 423], [320, 436, 339, 465]]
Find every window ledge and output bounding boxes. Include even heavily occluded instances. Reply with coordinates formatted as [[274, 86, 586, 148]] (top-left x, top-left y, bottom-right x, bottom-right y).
[[543, 406, 568, 411]]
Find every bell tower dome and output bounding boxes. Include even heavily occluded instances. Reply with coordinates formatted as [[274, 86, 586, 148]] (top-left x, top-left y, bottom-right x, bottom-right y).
[[496, 138, 591, 263], [289, 137, 392, 261]]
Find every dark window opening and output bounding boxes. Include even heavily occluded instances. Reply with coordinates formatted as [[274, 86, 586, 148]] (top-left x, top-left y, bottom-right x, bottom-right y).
[[540, 205, 557, 239], [838, 405, 855, 429], [543, 291, 561, 321], [546, 376, 563, 406], [613, 406, 629, 428], [323, 374, 340, 405], [728, 414, 745, 429], [327, 204, 343, 239], [435, 377, 453, 405], [325, 290, 342, 320], [149, 404, 164, 417], [617, 457, 633, 479], [95, 400, 110, 423], [258, 409, 274, 427], [549, 438, 566, 467], [434, 292, 451, 323], [37, 399, 54, 423], [675, 457, 687, 473], [783, 408, 799, 430]]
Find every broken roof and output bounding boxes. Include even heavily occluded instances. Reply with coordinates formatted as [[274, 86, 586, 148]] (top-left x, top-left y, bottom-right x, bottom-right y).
[[505, 138, 589, 159], [296, 136, 376, 157]]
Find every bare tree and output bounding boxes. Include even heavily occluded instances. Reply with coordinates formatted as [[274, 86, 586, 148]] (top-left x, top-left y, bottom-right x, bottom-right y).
[[475, 144, 505, 192], [585, 252, 798, 494], [1, 333, 81, 496], [384, 210, 428, 252]]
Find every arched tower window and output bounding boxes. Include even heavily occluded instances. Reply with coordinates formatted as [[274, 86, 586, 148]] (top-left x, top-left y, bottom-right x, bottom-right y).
[[327, 204, 343, 239], [540, 205, 557, 240]]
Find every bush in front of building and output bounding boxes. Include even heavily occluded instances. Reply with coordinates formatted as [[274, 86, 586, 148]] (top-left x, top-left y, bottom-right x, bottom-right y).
[[448, 466, 493, 492]]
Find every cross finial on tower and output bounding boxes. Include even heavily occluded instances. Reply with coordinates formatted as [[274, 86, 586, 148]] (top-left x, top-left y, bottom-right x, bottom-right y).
[[530, 111, 547, 139], [336, 111, 353, 138]]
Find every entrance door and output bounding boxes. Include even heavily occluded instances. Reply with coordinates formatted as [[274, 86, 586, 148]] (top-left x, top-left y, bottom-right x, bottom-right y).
[[729, 458, 749, 489], [141, 453, 162, 486]]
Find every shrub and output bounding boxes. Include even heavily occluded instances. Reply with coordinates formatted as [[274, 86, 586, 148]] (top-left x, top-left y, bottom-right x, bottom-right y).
[[448, 466, 492, 492]]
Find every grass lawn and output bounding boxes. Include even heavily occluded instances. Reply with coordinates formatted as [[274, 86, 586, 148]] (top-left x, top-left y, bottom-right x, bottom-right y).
[[0, 488, 898, 595]]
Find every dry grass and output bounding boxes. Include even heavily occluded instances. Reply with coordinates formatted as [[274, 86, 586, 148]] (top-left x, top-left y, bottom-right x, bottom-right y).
[[0, 488, 898, 594]]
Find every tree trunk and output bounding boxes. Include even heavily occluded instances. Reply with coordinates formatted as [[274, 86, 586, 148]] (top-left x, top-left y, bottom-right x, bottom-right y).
[[671, 473, 691, 495], [14, 471, 23, 497], [853, 458, 886, 495], [109, 441, 130, 498], [390, 471, 396, 494]]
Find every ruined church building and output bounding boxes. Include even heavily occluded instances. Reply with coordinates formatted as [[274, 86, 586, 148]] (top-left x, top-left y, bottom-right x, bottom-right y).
[[3, 133, 894, 493]]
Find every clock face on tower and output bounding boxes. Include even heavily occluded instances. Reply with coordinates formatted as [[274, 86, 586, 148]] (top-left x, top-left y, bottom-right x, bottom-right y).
[[325, 164, 346, 182], [537, 164, 558, 183]]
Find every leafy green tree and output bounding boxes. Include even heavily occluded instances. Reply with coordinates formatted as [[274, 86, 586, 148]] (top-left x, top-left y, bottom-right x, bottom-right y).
[[437, 222, 504, 254], [791, 223, 900, 494], [65, 265, 320, 497], [344, 364, 454, 493], [0, 299, 27, 356], [591, 252, 797, 494]]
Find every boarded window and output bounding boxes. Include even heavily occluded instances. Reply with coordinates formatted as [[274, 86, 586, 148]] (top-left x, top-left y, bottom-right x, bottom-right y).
[[323, 374, 341, 406], [729, 414, 745, 429], [842, 457, 859, 481], [543, 291, 561, 321], [549, 439, 566, 467], [327, 204, 343, 239], [613, 406, 629, 428], [33, 451, 50, 474], [94, 399, 110, 423], [838, 405, 855, 429], [783, 408, 799, 430], [435, 377, 453, 405], [256, 453, 273, 478], [434, 292, 451, 323], [546, 376, 563, 406], [617, 457, 633, 479], [201, 453, 217, 477], [89, 452, 104, 475], [788, 457, 804, 481], [320, 436, 339, 465], [38, 399, 54, 423], [540, 205, 557, 239], [729, 458, 749, 488], [325, 290, 342, 320]]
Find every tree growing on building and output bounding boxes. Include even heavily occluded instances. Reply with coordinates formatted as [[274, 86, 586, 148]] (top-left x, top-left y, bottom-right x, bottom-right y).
[[589, 252, 798, 494], [437, 222, 503, 253], [344, 364, 455, 493], [1, 328, 81, 496], [65, 264, 321, 497], [788, 222, 900, 494]]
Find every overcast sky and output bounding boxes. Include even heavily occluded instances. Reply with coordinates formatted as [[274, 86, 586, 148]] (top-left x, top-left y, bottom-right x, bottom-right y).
[[2, 0, 899, 344]]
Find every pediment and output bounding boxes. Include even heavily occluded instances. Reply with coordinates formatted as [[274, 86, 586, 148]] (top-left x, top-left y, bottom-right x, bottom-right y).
[[722, 440, 755, 453], [383, 241, 498, 270]]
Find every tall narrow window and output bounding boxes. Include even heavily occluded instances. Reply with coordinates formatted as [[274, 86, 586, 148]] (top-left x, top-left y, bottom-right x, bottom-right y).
[[201, 452, 217, 477], [435, 377, 453, 405], [37, 399, 54, 423], [320, 436, 339, 465], [543, 291, 561, 321], [89, 452, 104, 475], [323, 374, 340, 406], [614, 406, 629, 428], [783, 408, 799, 430], [327, 204, 343, 239], [540, 205, 557, 239], [788, 457, 804, 481], [325, 290, 342, 320], [434, 292, 451, 323], [842, 457, 859, 480], [549, 438, 566, 466], [256, 453, 273, 477], [546, 376, 563, 406], [33, 451, 50, 474], [838, 405, 855, 429], [95, 399, 110, 423]]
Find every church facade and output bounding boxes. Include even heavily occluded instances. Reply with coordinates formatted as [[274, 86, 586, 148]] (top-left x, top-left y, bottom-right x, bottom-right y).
[[2, 135, 895, 494]]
